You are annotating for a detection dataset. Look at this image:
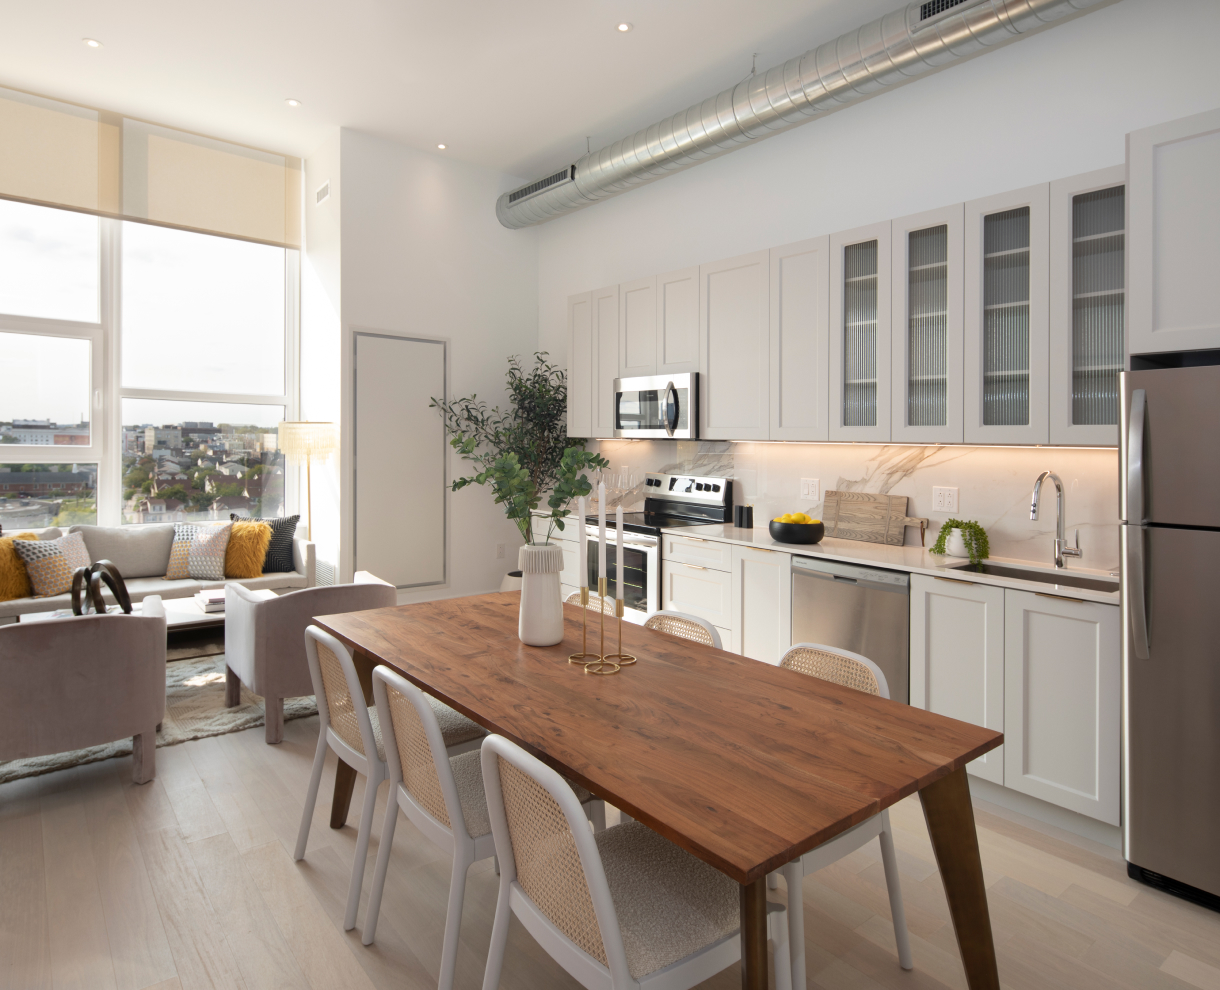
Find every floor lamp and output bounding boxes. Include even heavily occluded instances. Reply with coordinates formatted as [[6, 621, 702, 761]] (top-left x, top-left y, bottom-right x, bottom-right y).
[[277, 421, 337, 540]]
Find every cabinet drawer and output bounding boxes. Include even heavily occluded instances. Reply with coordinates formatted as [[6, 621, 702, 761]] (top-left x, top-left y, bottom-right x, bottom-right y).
[[662, 534, 732, 572], [662, 560, 733, 627]]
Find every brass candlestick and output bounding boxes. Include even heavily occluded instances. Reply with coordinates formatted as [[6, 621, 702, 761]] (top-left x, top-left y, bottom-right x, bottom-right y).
[[568, 586, 599, 664], [603, 597, 637, 665], [583, 578, 621, 675]]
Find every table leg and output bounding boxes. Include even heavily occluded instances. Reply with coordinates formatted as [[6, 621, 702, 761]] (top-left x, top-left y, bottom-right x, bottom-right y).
[[330, 759, 357, 829], [739, 877, 768, 990], [919, 766, 1000, 990]]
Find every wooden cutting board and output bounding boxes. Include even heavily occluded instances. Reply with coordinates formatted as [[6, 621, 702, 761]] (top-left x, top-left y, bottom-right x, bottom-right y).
[[822, 490, 928, 546]]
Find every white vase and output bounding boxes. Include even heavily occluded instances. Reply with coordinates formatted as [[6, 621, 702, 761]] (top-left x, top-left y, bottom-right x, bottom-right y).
[[945, 528, 970, 557], [517, 544, 565, 646]]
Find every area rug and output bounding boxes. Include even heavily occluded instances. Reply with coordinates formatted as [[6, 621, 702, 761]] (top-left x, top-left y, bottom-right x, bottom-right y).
[[0, 655, 318, 784]]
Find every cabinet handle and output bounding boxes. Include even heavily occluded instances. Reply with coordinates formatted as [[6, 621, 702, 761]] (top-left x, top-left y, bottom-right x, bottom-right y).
[[681, 563, 709, 571], [934, 576, 974, 585], [1035, 592, 1085, 604]]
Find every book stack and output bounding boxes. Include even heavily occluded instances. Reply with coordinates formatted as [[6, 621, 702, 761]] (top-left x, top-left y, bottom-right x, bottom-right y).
[[195, 589, 227, 613]]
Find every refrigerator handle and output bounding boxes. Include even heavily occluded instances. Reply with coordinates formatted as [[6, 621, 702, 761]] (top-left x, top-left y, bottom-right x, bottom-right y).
[[1128, 525, 1150, 660], [1127, 388, 1146, 523]]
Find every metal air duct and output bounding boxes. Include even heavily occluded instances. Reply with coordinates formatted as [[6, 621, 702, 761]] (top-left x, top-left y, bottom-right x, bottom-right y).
[[496, 0, 1108, 228]]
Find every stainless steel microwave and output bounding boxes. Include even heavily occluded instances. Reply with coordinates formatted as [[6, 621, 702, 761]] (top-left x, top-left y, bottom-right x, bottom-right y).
[[613, 373, 698, 439]]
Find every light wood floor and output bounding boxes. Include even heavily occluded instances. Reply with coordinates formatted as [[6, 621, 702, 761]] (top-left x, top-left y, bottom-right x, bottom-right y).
[[4, 713, 1220, 990]]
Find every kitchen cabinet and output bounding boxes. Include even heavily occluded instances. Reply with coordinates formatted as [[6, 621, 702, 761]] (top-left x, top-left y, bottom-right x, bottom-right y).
[[964, 184, 1050, 445], [662, 533, 732, 572], [769, 237, 830, 441], [891, 205, 964, 443], [730, 546, 790, 664], [829, 221, 892, 442], [566, 291, 592, 437], [1004, 589, 1120, 825], [662, 558, 733, 630], [909, 574, 1005, 784], [699, 251, 770, 440], [618, 276, 657, 378], [591, 284, 619, 438], [656, 266, 700, 375], [1127, 107, 1220, 356], [1049, 165, 1125, 446]]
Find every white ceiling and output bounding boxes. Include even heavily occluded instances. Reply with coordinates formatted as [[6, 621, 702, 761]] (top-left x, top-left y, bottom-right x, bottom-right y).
[[0, 0, 902, 181]]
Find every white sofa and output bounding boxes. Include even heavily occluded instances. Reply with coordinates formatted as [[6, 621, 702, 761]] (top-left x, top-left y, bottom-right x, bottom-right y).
[[0, 523, 315, 624]]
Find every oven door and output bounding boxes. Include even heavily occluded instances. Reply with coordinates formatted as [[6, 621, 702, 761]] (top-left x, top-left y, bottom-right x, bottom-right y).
[[584, 528, 658, 620], [614, 373, 697, 439]]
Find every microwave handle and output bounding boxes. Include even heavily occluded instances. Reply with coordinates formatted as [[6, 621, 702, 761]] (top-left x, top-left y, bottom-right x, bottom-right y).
[[664, 382, 678, 437]]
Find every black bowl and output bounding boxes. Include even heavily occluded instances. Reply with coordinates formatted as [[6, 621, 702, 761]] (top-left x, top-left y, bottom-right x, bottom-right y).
[[768, 520, 825, 545]]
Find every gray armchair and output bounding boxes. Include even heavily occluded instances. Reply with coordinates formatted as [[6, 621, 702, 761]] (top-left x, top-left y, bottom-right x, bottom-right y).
[[224, 581, 397, 743], [0, 597, 167, 783]]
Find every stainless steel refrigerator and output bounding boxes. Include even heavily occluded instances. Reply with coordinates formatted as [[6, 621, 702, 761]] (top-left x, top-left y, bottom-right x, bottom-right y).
[[1121, 366, 1220, 905]]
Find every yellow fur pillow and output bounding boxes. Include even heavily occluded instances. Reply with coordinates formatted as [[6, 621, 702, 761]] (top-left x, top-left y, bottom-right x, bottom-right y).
[[0, 532, 39, 602], [224, 520, 272, 579]]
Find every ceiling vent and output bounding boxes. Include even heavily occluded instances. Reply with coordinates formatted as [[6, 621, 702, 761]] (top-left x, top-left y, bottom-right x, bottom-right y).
[[496, 0, 1108, 229]]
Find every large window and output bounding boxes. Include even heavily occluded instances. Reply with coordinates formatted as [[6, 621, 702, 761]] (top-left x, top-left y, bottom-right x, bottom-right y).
[[0, 198, 296, 528]]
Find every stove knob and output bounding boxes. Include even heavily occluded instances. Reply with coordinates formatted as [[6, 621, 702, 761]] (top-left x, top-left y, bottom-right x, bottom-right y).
[[695, 483, 704, 491], [712, 484, 720, 492]]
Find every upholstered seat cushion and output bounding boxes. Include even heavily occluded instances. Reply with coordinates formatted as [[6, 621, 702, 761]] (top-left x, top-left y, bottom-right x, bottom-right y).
[[428, 697, 487, 747], [68, 524, 175, 578], [595, 821, 739, 979], [199, 572, 307, 592], [449, 749, 491, 837]]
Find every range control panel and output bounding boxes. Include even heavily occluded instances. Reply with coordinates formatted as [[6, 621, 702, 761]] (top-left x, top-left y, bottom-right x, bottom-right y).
[[643, 472, 730, 505]]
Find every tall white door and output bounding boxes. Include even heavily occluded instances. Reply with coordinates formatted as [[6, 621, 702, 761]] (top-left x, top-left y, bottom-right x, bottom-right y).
[[1127, 107, 1220, 355], [731, 546, 791, 664], [618, 276, 657, 378], [909, 574, 1005, 783], [567, 292, 592, 437], [769, 237, 829, 441], [829, 221, 892, 442], [591, 285, 618, 438], [699, 252, 769, 441], [354, 332, 445, 589], [656, 266, 699, 374], [964, 184, 1050, 445]]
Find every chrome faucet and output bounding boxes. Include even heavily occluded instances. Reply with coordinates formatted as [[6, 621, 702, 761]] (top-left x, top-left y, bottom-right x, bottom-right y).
[[1030, 471, 1082, 569]]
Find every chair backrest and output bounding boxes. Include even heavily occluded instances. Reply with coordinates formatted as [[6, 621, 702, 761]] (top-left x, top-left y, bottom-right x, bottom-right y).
[[779, 642, 890, 699], [481, 734, 631, 984], [643, 610, 722, 650], [372, 664, 467, 837], [565, 590, 617, 616], [304, 625, 381, 764]]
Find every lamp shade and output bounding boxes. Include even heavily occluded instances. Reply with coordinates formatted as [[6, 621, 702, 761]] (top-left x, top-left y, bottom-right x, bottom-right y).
[[277, 421, 337, 462]]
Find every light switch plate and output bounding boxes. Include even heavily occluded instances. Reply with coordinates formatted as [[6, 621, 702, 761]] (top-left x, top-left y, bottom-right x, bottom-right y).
[[933, 486, 959, 513], [800, 478, 820, 501]]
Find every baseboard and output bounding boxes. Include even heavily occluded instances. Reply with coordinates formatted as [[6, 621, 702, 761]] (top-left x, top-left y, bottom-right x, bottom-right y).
[[967, 775, 1121, 849]]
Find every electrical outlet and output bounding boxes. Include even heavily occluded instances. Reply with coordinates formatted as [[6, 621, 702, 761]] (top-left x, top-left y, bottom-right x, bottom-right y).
[[495, 542, 506, 561], [800, 478, 820, 500], [932, 486, 959, 513]]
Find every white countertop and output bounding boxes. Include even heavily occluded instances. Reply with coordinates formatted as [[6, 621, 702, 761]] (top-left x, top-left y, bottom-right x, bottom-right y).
[[661, 523, 1121, 605]]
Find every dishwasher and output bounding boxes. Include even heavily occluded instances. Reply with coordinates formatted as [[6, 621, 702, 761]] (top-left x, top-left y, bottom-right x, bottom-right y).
[[791, 555, 910, 704]]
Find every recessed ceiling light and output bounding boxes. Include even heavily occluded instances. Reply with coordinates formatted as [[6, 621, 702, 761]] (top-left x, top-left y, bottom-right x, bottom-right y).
[[617, 22, 632, 32], [437, 144, 447, 150], [285, 99, 301, 107], [83, 38, 102, 48]]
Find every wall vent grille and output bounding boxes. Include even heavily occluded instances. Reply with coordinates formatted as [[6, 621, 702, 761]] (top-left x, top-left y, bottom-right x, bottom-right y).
[[919, 0, 972, 20], [507, 167, 574, 205], [316, 181, 330, 205]]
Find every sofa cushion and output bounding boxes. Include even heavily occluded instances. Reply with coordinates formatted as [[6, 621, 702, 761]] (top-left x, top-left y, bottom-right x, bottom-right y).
[[13, 533, 91, 597], [233, 514, 299, 573], [106, 577, 201, 603], [200, 572, 307, 592], [69, 524, 175, 578]]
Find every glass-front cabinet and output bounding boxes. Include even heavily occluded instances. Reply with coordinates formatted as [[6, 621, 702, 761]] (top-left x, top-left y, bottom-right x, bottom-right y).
[[829, 221, 891, 442], [1050, 165, 1126, 445], [964, 184, 1050, 444], [891, 205, 964, 443]]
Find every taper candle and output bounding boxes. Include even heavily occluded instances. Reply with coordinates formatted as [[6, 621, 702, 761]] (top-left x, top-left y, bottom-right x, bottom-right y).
[[597, 482, 607, 579], [577, 496, 588, 587], [616, 505, 624, 601]]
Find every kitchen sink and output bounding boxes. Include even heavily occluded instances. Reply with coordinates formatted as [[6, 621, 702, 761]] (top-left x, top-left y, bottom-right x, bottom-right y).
[[947, 561, 1119, 594]]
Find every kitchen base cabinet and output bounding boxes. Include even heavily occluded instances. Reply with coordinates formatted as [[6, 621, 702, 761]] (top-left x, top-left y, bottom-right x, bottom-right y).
[[731, 546, 791, 664], [1003, 589, 1120, 826], [662, 559, 733, 631], [910, 575, 1005, 783]]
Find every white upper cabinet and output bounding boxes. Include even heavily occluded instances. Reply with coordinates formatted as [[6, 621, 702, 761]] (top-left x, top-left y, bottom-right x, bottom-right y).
[[891, 205, 964, 444], [618, 276, 657, 378], [656, 266, 700, 375], [1128, 107, 1220, 356], [829, 222, 892, 442], [591, 285, 618, 438], [769, 237, 829, 441], [1050, 165, 1126, 446], [699, 251, 770, 441], [567, 291, 592, 437], [964, 184, 1050, 445]]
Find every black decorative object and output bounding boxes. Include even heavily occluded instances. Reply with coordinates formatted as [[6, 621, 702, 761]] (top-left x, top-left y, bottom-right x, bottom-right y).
[[71, 560, 133, 616]]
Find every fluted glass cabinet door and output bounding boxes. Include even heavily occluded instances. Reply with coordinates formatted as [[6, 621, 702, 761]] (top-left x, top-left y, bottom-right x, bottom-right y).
[[964, 184, 1049, 445], [829, 221, 891, 442], [891, 204, 963, 443], [1050, 165, 1125, 446]]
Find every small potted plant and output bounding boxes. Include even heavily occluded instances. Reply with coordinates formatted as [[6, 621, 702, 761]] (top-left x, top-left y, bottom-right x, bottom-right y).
[[433, 354, 607, 645], [931, 519, 990, 568]]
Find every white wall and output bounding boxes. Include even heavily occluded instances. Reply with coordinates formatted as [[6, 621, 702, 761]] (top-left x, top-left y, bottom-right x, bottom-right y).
[[336, 129, 539, 599]]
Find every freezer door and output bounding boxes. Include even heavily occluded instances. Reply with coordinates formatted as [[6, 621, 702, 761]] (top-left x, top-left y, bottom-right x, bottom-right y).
[[1123, 524, 1220, 896], [1123, 367, 1220, 528]]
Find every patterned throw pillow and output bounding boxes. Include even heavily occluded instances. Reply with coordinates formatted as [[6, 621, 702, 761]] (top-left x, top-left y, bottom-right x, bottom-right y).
[[12, 532, 91, 597], [166, 524, 195, 580], [0, 531, 39, 602], [231, 514, 299, 573], [166, 523, 233, 581]]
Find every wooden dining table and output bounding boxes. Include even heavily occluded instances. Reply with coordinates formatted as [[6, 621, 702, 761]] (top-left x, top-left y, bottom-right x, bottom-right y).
[[315, 592, 1004, 990]]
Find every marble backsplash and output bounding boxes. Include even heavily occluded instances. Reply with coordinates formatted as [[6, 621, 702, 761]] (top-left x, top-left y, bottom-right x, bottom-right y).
[[592, 439, 1121, 573]]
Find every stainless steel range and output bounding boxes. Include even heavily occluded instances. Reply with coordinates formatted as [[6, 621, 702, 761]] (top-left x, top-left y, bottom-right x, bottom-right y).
[[583, 472, 732, 619]]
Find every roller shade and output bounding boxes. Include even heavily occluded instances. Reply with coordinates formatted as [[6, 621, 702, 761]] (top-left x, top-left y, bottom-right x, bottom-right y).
[[0, 86, 301, 248]]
